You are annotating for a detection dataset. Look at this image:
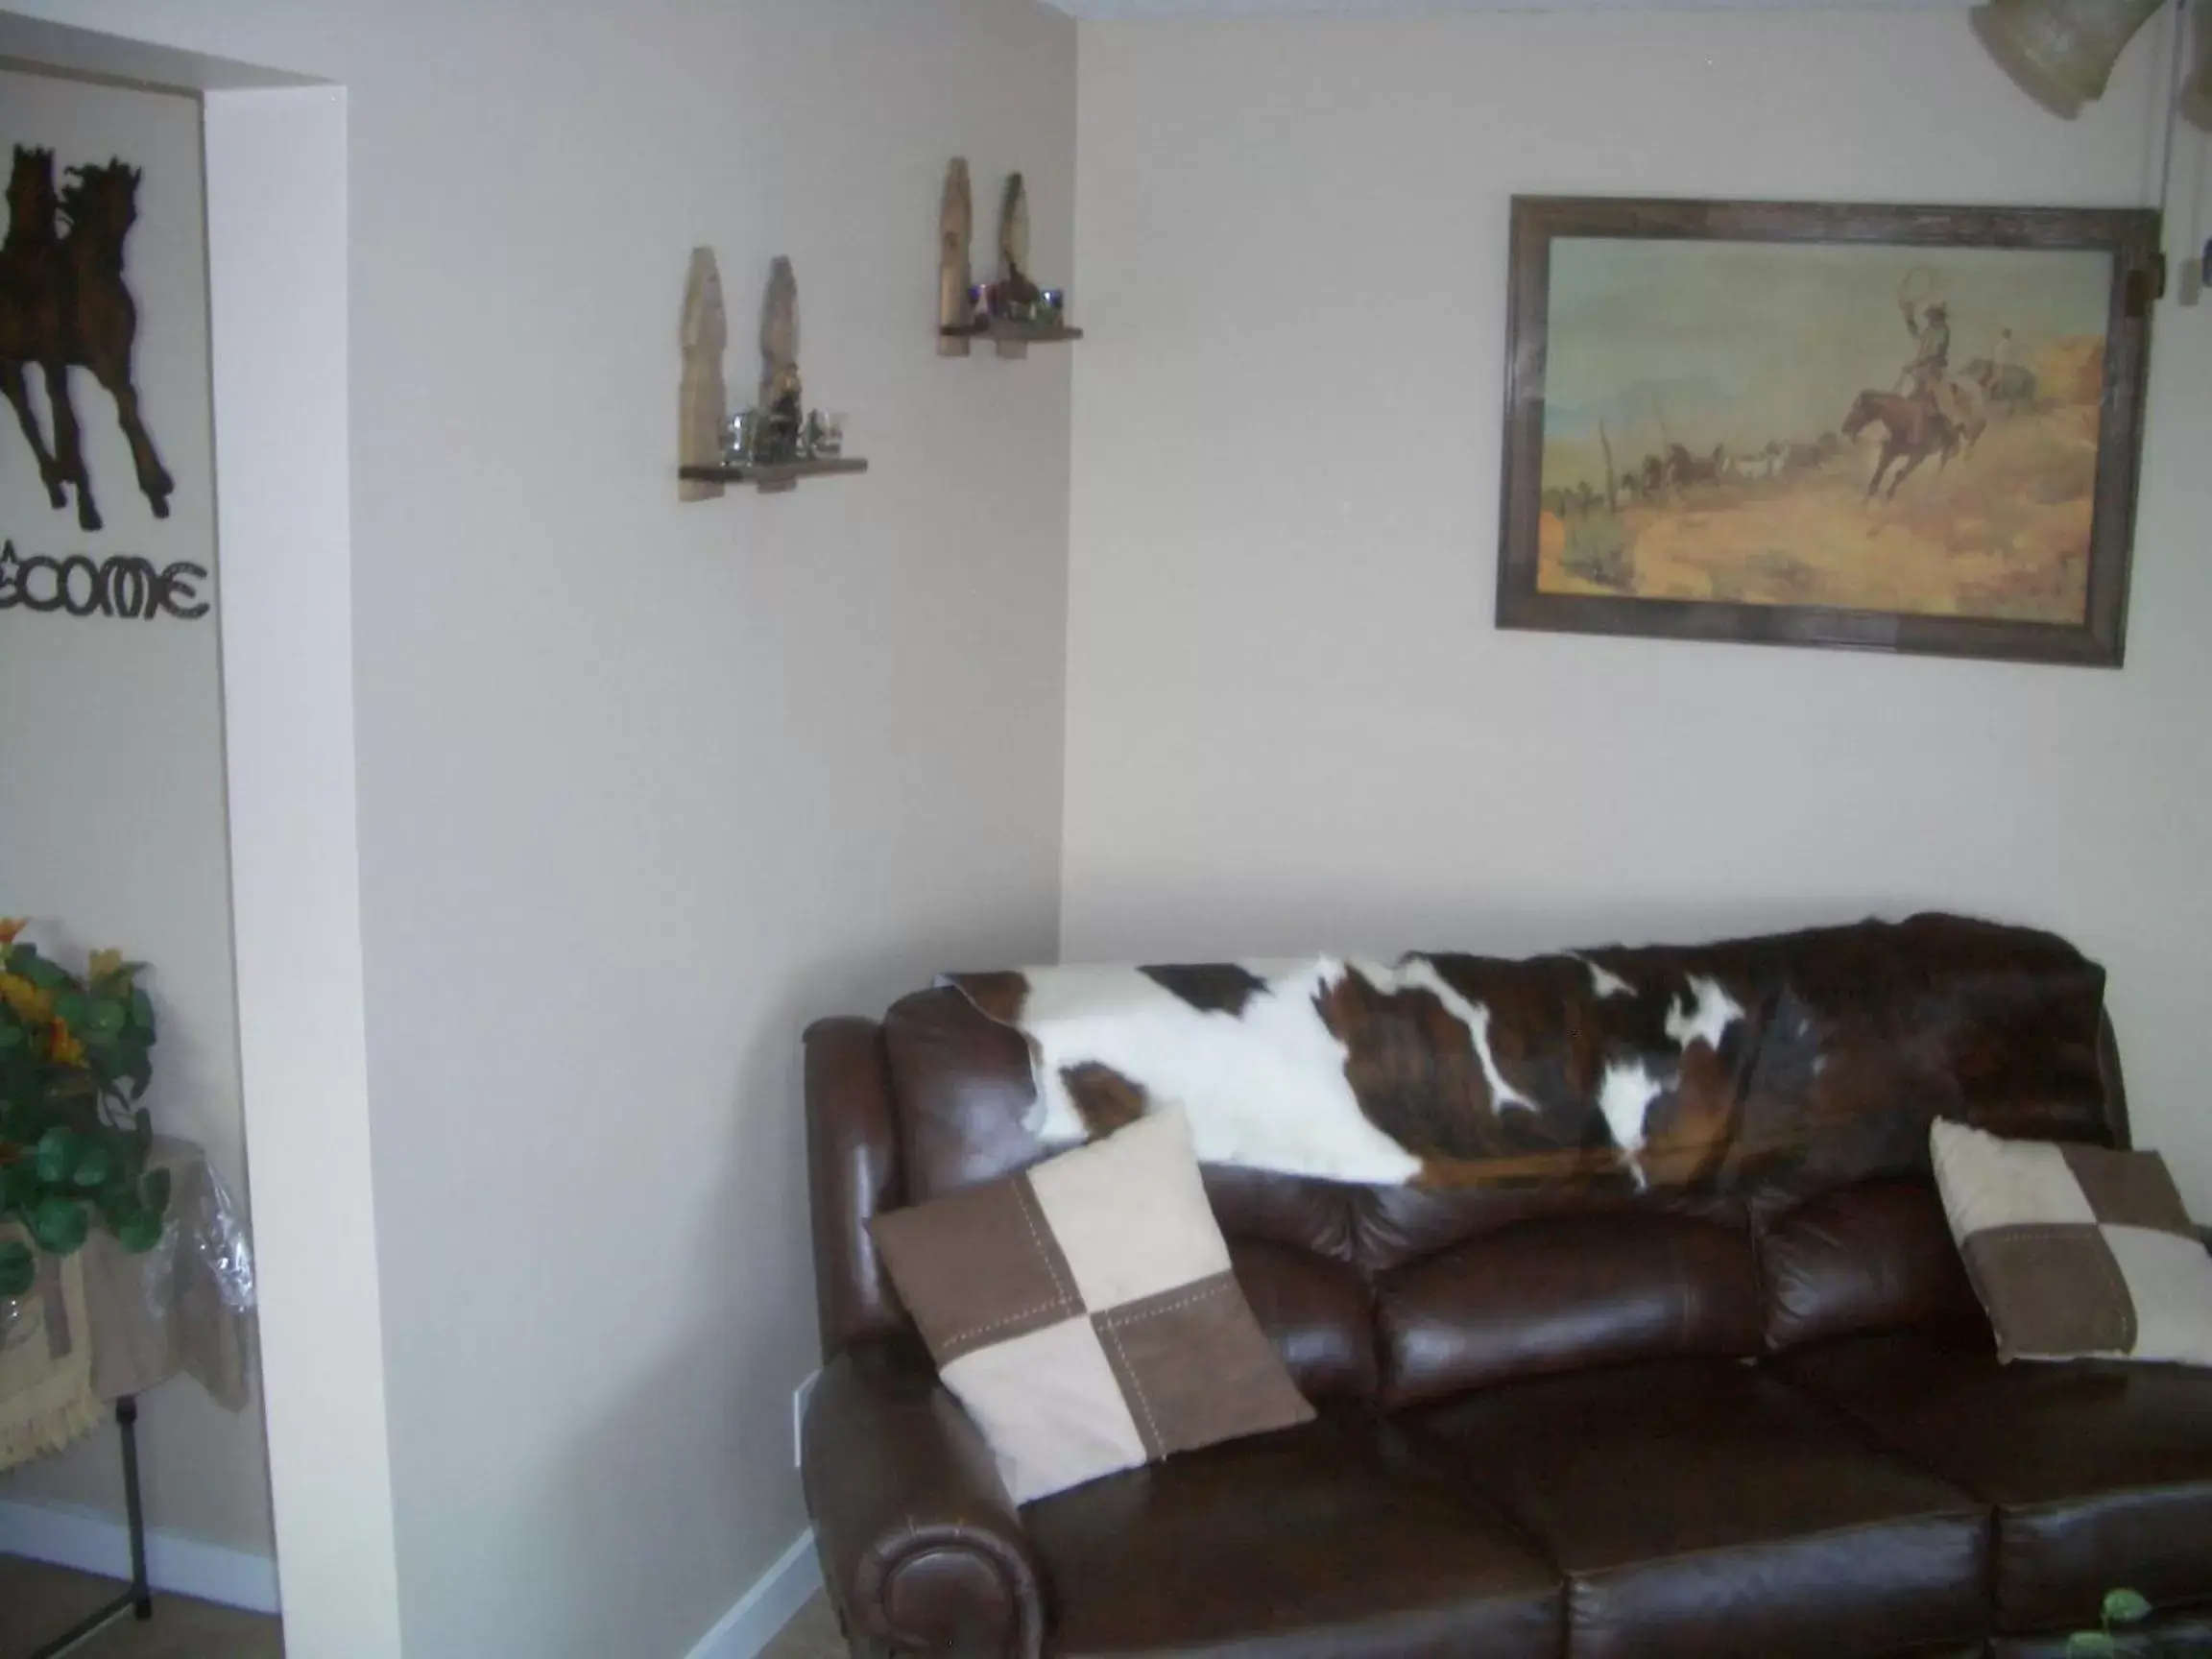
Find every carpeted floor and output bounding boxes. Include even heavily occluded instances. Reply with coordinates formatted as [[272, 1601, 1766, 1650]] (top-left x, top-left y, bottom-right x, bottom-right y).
[[759, 1591, 844, 1658], [1, 1556, 848, 1658], [0, 1557, 282, 1658]]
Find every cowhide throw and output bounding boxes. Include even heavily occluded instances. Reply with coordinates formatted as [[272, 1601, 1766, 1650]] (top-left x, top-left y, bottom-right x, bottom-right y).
[[944, 914, 2110, 1193]]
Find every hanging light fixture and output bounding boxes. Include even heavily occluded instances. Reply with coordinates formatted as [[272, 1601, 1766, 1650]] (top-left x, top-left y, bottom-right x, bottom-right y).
[[1971, 0, 2212, 305], [1970, 0, 2171, 118]]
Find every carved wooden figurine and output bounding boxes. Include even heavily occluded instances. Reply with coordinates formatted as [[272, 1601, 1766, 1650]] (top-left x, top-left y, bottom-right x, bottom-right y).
[[996, 173, 1041, 358], [757, 256, 805, 492], [939, 157, 974, 357], [678, 246, 727, 501], [998, 173, 1037, 296]]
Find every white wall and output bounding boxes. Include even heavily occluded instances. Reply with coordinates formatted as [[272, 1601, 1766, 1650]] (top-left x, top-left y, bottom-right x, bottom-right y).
[[10, 3, 1076, 1654], [340, 9, 1071, 1651], [1065, 14, 2212, 1200], [0, 68, 274, 1558]]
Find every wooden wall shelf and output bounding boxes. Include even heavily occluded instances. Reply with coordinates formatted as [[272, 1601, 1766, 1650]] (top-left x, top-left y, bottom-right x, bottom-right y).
[[940, 319, 1083, 360], [679, 458, 869, 493], [939, 164, 1078, 360]]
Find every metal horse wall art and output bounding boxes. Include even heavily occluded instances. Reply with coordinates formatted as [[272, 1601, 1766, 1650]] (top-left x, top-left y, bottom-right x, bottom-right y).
[[1, 145, 174, 534]]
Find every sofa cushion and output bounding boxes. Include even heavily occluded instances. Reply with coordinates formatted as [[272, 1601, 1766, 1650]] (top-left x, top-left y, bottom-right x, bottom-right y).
[[870, 1110, 1312, 1504], [1402, 1358, 1989, 1659], [1776, 1327, 2212, 1633], [1021, 1411, 1562, 1658], [1931, 1119, 2212, 1365], [1376, 1211, 1763, 1407], [1757, 1178, 1982, 1351]]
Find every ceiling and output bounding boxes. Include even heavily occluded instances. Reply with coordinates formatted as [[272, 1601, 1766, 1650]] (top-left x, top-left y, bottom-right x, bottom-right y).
[[0, 10, 314, 89], [1046, 0, 1971, 15]]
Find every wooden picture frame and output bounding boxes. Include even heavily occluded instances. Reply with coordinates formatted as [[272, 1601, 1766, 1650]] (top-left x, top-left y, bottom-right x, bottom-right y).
[[1495, 197, 2159, 666]]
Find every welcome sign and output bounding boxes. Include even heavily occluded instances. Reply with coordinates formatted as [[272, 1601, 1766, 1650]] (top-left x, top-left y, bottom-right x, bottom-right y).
[[0, 541, 208, 621]]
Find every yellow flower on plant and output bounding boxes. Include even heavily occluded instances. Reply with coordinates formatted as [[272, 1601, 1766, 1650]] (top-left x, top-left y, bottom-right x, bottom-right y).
[[46, 1020, 86, 1069], [0, 973, 53, 1024], [0, 919, 24, 950], [87, 949, 124, 982]]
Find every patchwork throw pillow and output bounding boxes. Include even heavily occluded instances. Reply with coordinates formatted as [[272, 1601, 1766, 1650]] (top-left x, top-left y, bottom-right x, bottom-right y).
[[1932, 1118, 2212, 1365], [870, 1108, 1314, 1503]]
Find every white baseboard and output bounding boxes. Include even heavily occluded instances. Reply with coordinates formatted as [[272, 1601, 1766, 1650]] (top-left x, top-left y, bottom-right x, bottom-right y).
[[688, 1528, 824, 1659], [0, 1497, 280, 1615], [3, 1500, 817, 1654]]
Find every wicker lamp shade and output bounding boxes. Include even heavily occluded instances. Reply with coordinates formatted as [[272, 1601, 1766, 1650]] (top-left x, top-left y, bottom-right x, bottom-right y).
[[1971, 0, 2169, 117]]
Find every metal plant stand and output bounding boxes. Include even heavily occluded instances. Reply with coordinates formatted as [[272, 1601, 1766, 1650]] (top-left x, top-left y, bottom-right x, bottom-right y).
[[25, 1397, 152, 1659]]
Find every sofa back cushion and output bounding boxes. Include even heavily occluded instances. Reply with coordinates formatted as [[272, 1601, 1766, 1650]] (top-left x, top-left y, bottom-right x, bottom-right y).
[[1375, 1209, 1764, 1407], [1757, 1178, 1982, 1351], [883, 984, 1042, 1196], [854, 919, 2128, 1405], [1228, 1238, 1378, 1400]]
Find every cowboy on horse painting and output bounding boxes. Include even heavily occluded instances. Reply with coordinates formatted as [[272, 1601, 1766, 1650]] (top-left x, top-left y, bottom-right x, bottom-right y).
[[1527, 212, 2119, 629], [1900, 297, 1951, 396], [1840, 276, 2004, 502], [1897, 289, 1984, 435], [0, 143, 172, 533]]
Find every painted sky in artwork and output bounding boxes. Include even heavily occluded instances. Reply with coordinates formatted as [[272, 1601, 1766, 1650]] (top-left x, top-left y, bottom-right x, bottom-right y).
[[1542, 237, 2111, 461]]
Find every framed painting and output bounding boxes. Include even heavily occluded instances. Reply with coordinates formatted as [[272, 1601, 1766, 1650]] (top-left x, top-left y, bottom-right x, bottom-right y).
[[1496, 197, 2159, 666]]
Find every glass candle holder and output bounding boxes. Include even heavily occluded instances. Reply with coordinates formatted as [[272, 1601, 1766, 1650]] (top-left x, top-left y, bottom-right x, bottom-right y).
[[721, 409, 759, 465]]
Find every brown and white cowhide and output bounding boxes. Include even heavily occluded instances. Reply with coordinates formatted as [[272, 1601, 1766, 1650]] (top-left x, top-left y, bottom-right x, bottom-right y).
[[945, 915, 2110, 1194]]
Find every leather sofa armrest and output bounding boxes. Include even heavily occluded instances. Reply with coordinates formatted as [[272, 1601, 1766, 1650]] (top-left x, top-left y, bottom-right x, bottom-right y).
[[803, 1337, 1045, 1659]]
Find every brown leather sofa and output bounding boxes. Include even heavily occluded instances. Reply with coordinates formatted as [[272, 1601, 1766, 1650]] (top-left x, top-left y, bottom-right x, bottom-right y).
[[800, 939, 2212, 1658]]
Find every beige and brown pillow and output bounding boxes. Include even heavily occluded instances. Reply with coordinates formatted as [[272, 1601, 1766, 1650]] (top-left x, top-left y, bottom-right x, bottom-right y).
[[1933, 1118, 2212, 1365], [870, 1108, 1313, 1503]]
